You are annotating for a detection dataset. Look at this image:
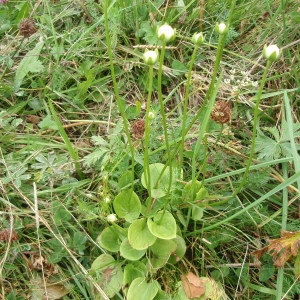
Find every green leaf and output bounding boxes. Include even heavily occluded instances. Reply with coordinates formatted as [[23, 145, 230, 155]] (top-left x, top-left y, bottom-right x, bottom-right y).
[[120, 238, 146, 261], [127, 277, 159, 300], [128, 218, 157, 250], [97, 224, 127, 252], [147, 211, 177, 240], [255, 131, 281, 160], [91, 254, 123, 299], [52, 201, 71, 226], [113, 189, 141, 222], [191, 206, 204, 221], [124, 262, 147, 286], [259, 262, 275, 282], [255, 121, 300, 161], [141, 163, 177, 198], [119, 170, 134, 189], [150, 238, 176, 268], [169, 235, 187, 264], [38, 115, 58, 130], [14, 41, 44, 91], [183, 180, 203, 202], [171, 60, 188, 76]]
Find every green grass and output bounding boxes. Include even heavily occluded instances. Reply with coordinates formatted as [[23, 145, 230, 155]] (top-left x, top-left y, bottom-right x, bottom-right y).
[[0, 0, 299, 299]]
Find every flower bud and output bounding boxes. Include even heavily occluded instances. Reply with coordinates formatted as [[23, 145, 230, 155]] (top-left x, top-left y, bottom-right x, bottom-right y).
[[263, 44, 281, 62], [143, 50, 158, 65], [215, 22, 227, 35], [192, 32, 205, 45], [157, 24, 176, 42], [148, 111, 155, 120], [107, 214, 117, 223]]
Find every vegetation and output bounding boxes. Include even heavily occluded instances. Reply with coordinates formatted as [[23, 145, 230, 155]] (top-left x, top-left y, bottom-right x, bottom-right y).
[[0, 0, 299, 299]]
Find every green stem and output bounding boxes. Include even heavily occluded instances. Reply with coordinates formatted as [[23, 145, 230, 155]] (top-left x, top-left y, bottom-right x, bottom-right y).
[[191, 31, 227, 185], [144, 66, 154, 199], [179, 43, 200, 167], [234, 60, 272, 194], [104, 0, 135, 184], [157, 42, 172, 193]]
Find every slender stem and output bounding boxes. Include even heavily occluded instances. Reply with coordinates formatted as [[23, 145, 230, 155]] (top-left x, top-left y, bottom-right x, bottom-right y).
[[144, 66, 154, 199], [191, 31, 227, 184], [157, 42, 172, 193], [234, 60, 272, 194], [104, 0, 135, 184], [179, 43, 200, 168]]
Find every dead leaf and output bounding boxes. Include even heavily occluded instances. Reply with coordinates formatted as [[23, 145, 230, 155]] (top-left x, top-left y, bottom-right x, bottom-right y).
[[0, 228, 18, 242], [180, 271, 206, 298], [31, 276, 70, 300], [252, 230, 300, 267]]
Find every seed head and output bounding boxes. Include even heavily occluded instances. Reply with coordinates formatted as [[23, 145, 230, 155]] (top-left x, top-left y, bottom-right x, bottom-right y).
[[210, 100, 231, 124], [131, 119, 145, 140], [19, 18, 37, 38]]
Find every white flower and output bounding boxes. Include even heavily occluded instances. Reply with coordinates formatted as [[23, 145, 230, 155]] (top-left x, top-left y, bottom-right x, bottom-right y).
[[104, 197, 110, 203], [148, 111, 155, 120], [192, 32, 204, 45], [215, 22, 227, 34], [143, 50, 158, 65], [263, 44, 281, 62], [107, 214, 117, 223], [157, 24, 175, 42]]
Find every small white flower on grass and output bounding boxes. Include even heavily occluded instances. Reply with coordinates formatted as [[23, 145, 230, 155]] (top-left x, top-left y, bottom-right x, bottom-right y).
[[148, 111, 155, 120], [192, 32, 204, 45], [263, 44, 281, 62], [143, 50, 158, 65], [215, 22, 227, 34], [157, 24, 175, 42], [104, 197, 110, 203], [107, 214, 117, 223]]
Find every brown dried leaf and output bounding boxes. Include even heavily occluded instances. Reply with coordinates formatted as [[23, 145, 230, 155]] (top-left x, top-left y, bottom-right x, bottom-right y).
[[31, 276, 69, 300], [29, 253, 58, 276], [0, 229, 18, 242], [180, 271, 206, 299], [252, 230, 300, 267]]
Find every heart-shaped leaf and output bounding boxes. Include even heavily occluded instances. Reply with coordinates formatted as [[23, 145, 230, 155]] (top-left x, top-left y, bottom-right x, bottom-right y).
[[120, 238, 146, 261], [113, 189, 141, 222], [97, 224, 127, 252], [147, 211, 176, 240], [150, 238, 176, 268], [141, 163, 175, 198], [91, 254, 123, 299], [128, 218, 157, 250], [127, 277, 159, 300], [169, 235, 187, 264]]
